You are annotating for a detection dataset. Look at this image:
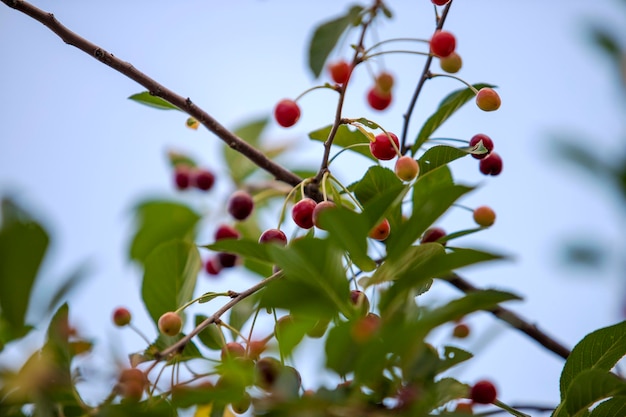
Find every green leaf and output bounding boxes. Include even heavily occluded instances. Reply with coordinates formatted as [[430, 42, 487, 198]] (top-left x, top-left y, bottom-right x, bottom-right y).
[[203, 238, 273, 264], [309, 124, 375, 161], [589, 396, 626, 416], [317, 206, 376, 272], [143, 333, 202, 362], [411, 83, 496, 153], [434, 378, 471, 408], [141, 240, 201, 324], [0, 198, 49, 336], [352, 165, 403, 206], [420, 290, 521, 333], [195, 315, 225, 350], [366, 243, 445, 287], [418, 145, 469, 176], [128, 91, 180, 111], [308, 5, 364, 78], [129, 200, 201, 264], [564, 370, 626, 416], [388, 183, 473, 260], [438, 346, 474, 375], [262, 237, 350, 317], [560, 320, 626, 400]]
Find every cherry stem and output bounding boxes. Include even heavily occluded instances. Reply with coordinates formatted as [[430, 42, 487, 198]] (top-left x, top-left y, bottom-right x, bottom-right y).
[[294, 84, 339, 102], [363, 37, 430, 55], [364, 49, 430, 60], [400, 0, 453, 154], [329, 174, 364, 211], [327, 143, 370, 166], [429, 72, 480, 94]]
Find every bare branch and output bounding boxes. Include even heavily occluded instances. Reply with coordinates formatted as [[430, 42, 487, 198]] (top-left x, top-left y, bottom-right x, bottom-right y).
[[1, 0, 323, 200]]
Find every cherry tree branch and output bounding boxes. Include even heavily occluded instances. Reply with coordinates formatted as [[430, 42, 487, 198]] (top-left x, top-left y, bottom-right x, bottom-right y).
[[1, 0, 324, 200], [153, 270, 283, 362], [446, 273, 571, 360], [400, 1, 453, 154]]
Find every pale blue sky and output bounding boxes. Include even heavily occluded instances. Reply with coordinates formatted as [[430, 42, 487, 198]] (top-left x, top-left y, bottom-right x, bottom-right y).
[[1, 0, 625, 411]]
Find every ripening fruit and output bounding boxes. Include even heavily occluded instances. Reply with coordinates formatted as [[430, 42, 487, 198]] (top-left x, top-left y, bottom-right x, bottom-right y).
[[350, 290, 370, 316], [439, 51, 462, 73], [259, 228, 288, 245], [367, 86, 392, 111], [454, 401, 474, 414], [227, 190, 254, 220], [471, 380, 498, 404], [205, 256, 222, 275], [421, 227, 446, 244], [473, 206, 496, 227], [247, 340, 267, 360], [479, 152, 503, 176], [221, 342, 246, 361], [369, 218, 391, 241], [395, 156, 420, 181], [452, 322, 470, 339], [351, 313, 381, 343], [312, 200, 336, 230], [475, 88, 501, 111], [214, 224, 240, 241], [469, 133, 494, 160], [274, 99, 301, 127], [292, 198, 317, 229], [174, 165, 192, 190], [112, 307, 131, 327], [255, 357, 282, 390], [369, 132, 400, 160], [375, 72, 394, 93], [158, 312, 182, 337], [430, 30, 456, 58], [118, 368, 147, 402], [328, 60, 351, 84], [432, 0, 450, 5]]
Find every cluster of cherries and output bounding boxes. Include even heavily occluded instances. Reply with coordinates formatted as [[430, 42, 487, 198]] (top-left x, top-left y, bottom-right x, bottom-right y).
[[173, 164, 216, 191]]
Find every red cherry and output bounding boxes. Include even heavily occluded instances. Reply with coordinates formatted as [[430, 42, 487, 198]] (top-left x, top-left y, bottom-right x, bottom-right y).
[[471, 380, 498, 404], [367, 87, 392, 111], [328, 60, 351, 84], [217, 252, 238, 268], [430, 30, 456, 58], [192, 168, 215, 191], [259, 228, 288, 245], [369, 132, 400, 160], [214, 224, 240, 241], [479, 152, 503, 176], [421, 227, 446, 244], [227, 190, 254, 220], [292, 198, 317, 229], [432, 0, 450, 5], [274, 99, 301, 127], [469, 134, 494, 159], [205, 257, 222, 275], [174, 165, 192, 190]]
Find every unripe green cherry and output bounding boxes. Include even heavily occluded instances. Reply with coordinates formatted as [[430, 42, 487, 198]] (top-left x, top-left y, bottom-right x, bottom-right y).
[[473, 205, 496, 227], [476, 88, 501, 111], [158, 311, 182, 336], [395, 156, 419, 181], [439, 51, 462, 73]]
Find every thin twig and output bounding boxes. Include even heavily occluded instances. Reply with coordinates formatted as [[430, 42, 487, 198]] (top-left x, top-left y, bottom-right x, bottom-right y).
[[154, 270, 283, 362], [400, 1, 453, 154], [0, 0, 323, 201], [446, 273, 571, 360]]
